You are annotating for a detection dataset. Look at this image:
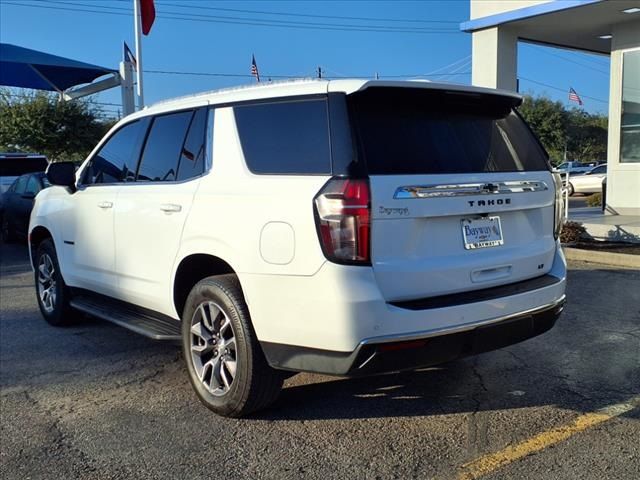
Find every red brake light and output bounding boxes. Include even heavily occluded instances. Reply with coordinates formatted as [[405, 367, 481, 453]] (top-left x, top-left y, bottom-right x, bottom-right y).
[[314, 178, 371, 265]]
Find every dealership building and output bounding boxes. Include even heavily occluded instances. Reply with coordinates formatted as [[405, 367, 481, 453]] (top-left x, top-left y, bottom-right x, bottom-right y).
[[462, 0, 640, 215]]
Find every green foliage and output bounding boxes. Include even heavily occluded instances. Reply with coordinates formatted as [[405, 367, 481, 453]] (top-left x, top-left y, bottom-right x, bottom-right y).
[[586, 192, 602, 207], [518, 94, 608, 166], [0, 89, 115, 162]]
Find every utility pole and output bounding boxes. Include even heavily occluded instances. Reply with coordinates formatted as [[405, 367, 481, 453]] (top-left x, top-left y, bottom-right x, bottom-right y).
[[317, 67, 322, 79]]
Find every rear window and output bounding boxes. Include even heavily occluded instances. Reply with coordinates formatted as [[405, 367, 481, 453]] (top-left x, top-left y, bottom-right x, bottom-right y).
[[347, 88, 549, 175], [233, 98, 331, 175]]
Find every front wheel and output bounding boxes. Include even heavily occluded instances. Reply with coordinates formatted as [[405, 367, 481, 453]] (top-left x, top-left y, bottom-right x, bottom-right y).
[[34, 239, 77, 326], [181, 274, 283, 417], [567, 182, 575, 196]]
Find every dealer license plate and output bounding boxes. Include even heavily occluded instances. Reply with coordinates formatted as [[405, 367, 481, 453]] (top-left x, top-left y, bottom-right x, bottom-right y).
[[461, 216, 504, 250]]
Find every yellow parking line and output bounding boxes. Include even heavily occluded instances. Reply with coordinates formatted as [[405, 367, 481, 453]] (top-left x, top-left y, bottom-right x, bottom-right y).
[[458, 395, 640, 480]]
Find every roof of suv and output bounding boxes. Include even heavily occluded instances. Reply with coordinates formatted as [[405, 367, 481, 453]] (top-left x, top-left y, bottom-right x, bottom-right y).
[[129, 79, 522, 120]]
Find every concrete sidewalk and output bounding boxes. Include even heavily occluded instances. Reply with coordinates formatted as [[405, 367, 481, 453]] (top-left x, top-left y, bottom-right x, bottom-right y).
[[569, 207, 640, 243]]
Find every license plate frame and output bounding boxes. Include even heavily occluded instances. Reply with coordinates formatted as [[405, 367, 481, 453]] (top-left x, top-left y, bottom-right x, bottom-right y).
[[461, 216, 504, 250]]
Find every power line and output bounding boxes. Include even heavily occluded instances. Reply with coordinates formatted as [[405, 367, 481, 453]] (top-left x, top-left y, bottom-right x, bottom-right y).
[[521, 44, 609, 75], [147, 0, 461, 25], [518, 76, 608, 104], [3, 1, 462, 34], [144, 69, 471, 79], [1, 90, 124, 108], [38, 0, 458, 31]]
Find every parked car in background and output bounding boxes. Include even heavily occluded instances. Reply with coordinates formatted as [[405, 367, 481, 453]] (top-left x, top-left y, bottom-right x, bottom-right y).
[[553, 161, 599, 176], [0, 153, 48, 194], [567, 163, 607, 196], [0, 172, 49, 242]]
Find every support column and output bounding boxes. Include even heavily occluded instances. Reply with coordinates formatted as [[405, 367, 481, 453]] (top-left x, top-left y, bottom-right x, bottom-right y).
[[472, 27, 518, 91], [119, 61, 135, 117]]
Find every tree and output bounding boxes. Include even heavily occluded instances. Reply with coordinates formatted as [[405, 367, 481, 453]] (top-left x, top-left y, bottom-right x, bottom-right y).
[[518, 94, 608, 165], [0, 89, 115, 162], [518, 95, 568, 162]]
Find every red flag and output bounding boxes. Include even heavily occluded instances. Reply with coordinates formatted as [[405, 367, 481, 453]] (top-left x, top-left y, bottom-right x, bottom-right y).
[[140, 0, 156, 35]]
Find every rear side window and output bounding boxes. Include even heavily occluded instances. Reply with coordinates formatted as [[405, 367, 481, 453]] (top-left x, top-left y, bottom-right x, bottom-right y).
[[234, 98, 331, 174], [348, 88, 549, 175], [85, 120, 148, 184], [176, 108, 208, 181], [13, 175, 28, 194], [137, 111, 194, 182], [25, 175, 41, 195]]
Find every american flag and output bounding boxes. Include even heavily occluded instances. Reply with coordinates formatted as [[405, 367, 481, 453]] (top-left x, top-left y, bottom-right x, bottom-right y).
[[251, 55, 260, 83], [123, 42, 137, 70], [569, 87, 583, 106]]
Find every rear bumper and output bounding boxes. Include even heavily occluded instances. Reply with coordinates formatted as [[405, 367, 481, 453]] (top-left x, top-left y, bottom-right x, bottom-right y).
[[262, 295, 565, 376]]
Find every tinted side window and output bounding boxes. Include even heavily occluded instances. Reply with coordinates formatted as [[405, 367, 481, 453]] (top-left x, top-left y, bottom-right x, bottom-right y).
[[13, 176, 28, 194], [592, 165, 606, 174], [137, 111, 193, 182], [234, 98, 331, 174], [25, 175, 40, 195], [176, 108, 207, 181], [85, 120, 148, 184]]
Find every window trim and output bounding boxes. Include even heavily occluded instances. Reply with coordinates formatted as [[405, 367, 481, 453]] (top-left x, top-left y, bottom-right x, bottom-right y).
[[620, 46, 640, 165]]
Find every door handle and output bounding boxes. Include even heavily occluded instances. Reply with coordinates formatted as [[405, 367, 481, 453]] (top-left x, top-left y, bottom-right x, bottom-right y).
[[97, 201, 113, 209], [160, 203, 182, 213]]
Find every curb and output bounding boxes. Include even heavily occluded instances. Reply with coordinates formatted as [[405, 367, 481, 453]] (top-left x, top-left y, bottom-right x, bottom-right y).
[[563, 247, 640, 269]]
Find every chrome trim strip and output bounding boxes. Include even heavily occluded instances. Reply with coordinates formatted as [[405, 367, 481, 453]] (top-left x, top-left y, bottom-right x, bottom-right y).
[[360, 295, 565, 346], [394, 181, 548, 199]]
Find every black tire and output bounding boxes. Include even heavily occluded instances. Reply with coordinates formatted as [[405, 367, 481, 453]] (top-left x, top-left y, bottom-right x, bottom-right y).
[[567, 182, 575, 196], [34, 239, 77, 326], [1, 215, 16, 243], [181, 274, 283, 417]]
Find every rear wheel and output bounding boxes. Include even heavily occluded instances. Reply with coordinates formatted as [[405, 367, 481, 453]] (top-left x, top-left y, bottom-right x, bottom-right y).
[[34, 239, 77, 326], [181, 274, 283, 417]]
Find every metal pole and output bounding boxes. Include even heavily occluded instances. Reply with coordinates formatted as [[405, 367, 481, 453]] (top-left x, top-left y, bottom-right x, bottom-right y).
[[133, 0, 144, 110], [565, 170, 570, 221]]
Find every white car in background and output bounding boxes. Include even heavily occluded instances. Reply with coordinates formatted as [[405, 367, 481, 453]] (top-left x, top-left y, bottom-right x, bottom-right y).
[[553, 161, 599, 176], [567, 164, 607, 195]]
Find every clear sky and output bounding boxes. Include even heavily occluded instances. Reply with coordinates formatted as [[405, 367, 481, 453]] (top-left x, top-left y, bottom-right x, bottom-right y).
[[0, 0, 611, 119]]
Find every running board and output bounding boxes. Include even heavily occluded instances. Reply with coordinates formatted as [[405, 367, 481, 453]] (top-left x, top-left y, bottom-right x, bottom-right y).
[[70, 293, 181, 341]]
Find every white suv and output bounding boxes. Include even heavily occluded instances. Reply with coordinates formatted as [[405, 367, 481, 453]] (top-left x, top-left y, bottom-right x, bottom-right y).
[[30, 80, 567, 417]]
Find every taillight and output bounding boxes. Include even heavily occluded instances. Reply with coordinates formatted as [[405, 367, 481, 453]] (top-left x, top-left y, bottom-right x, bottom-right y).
[[552, 172, 566, 240], [314, 177, 371, 265]]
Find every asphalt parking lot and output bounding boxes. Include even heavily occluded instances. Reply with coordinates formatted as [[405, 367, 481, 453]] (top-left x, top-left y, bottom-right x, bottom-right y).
[[1, 243, 638, 480]]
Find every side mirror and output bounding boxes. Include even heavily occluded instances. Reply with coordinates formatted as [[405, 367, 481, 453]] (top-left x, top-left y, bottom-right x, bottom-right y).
[[46, 162, 76, 192]]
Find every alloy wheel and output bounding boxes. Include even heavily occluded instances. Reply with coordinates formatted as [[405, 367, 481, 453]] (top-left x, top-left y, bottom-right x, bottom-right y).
[[190, 301, 238, 396], [37, 253, 57, 314]]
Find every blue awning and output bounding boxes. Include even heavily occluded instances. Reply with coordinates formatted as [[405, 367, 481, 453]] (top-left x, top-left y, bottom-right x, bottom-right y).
[[0, 43, 115, 92]]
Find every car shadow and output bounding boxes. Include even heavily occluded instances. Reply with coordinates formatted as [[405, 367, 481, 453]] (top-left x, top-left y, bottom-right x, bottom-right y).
[[2, 264, 638, 423]]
